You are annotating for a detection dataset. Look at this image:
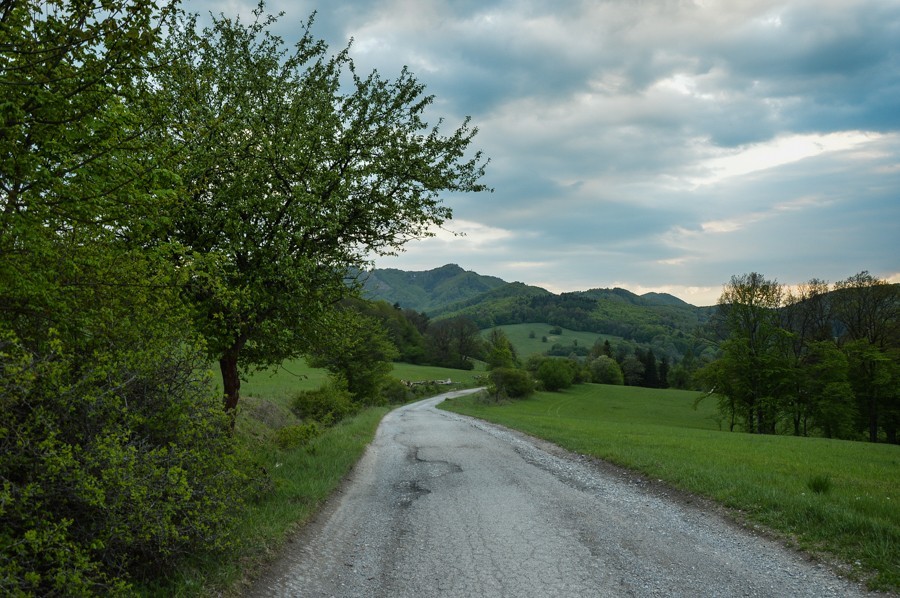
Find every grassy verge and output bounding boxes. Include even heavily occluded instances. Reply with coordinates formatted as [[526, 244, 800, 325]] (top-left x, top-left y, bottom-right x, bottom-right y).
[[439, 384, 900, 592]]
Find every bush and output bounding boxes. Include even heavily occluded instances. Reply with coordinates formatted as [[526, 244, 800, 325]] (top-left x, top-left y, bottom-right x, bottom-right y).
[[274, 422, 322, 450], [381, 377, 411, 404], [0, 330, 250, 596], [291, 380, 357, 425], [590, 355, 625, 385], [488, 368, 535, 399], [535, 358, 576, 391]]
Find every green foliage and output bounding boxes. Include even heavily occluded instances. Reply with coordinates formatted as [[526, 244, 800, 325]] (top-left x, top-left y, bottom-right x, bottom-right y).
[[0, 330, 250, 596], [274, 423, 322, 450], [291, 381, 358, 426], [362, 264, 507, 313], [425, 317, 483, 370], [307, 307, 399, 403], [1, 2, 255, 594], [702, 272, 898, 442], [158, 7, 488, 412], [380, 377, 412, 404], [360, 300, 428, 364], [487, 368, 535, 400], [484, 328, 518, 369], [589, 355, 625, 385], [534, 358, 576, 391]]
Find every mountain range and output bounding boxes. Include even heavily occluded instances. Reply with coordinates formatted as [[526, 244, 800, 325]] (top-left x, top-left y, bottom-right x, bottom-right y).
[[362, 264, 717, 361]]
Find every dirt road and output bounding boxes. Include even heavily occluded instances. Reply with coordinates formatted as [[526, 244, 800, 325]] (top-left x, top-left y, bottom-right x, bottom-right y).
[[248, 390, 875, 597]]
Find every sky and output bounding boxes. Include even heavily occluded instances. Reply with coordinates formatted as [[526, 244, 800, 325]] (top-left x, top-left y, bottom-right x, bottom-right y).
[[188, 0, 899, 306]]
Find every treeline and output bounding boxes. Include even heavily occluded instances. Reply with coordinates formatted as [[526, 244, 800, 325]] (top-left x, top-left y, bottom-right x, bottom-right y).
[[348, 299, 681, 390], [0, 2, 485, 595], [697, 272, 899, 443], [345, 299, 484, 370], [436, 289, 714, 363]]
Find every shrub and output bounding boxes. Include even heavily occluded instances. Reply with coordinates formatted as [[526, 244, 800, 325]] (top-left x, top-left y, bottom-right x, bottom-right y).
[[590, 355, 625, 385], [291, 380, 357, 425], [0, 330, 250, 596], [488, 368, 535, 399], [535, 358, 575, 391], [274, 422, 322, 450], [381, 377, 411, 404]]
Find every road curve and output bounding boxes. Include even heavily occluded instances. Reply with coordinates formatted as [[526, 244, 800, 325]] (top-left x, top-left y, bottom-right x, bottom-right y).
[[247, 390, 874, 597]]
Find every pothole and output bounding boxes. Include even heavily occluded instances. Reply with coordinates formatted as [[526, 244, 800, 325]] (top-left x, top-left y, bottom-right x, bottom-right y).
[[396, 480, 431, 508]]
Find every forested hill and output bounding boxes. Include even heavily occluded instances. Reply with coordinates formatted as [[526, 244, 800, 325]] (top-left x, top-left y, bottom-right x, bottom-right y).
[[363, 264, 717, 351], [361, 264, 509, 313]]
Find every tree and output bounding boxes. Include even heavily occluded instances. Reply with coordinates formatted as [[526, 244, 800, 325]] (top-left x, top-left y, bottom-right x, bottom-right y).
[[487, 367, 535, 400], [535, 358, 576, 391], [657, 356, 670, 389], [780, 279, 835, 436], [485, 328, 518, 369], [357, 300, 427, 364], [832, 272, 900, 442], [803, 341, 857, 439], [637, 348, 659, 388], [589, 355, 624, 385], [1, 0, 176, 345], [1, 2, 250, 592], [425, 316, 483, 369], [158, 7, 489, 412], [620, 354, 646, 387], [307, 308, 399, 403], [712, 273, 789, 434]]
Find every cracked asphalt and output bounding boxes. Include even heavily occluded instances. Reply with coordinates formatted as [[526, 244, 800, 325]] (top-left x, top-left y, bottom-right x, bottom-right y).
[[247, 389, 877, 597]]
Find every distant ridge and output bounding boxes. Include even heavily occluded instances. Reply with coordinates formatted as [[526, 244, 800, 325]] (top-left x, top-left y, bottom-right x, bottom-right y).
[[363, 264, 698, 312], [361, 264, 509, 313], [363, 264, 716, 363]]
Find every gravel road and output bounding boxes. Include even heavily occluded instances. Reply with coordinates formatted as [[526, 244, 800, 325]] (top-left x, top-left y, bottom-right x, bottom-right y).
[[247, 389, 878, 597]]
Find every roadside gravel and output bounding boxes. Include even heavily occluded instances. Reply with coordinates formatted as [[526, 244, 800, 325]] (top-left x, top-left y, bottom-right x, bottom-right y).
[[246, 390, 886, 597]]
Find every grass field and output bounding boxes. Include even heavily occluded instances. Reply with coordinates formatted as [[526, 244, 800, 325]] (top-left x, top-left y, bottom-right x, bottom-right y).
[[241, 359, 485, 410], [440, 384, 900, 591], [481, 322, 620, 357]]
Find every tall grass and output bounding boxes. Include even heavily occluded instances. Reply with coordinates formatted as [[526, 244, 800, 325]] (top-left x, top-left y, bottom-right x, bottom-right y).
[[440, 384, 900, 591]]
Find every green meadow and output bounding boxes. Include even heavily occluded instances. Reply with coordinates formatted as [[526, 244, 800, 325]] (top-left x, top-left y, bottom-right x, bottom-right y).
[[480, 322, 620, 357], [241, 358, 485, 409], [440, 384, 900, 591]]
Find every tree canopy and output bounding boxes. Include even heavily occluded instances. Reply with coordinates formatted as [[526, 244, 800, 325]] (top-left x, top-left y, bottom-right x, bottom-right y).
[[157, 7, 489, 411]]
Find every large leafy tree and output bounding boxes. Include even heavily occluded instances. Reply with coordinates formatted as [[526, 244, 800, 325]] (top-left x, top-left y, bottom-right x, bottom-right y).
[[159, 7, 488, 412], [711, 273, 789, 434], [0, 0, 174, 341], [832, 272, 899, 442]]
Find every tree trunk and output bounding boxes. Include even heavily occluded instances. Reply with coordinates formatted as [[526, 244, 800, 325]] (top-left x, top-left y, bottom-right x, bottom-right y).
[[869, 402, 878, 443], [220, 351, 241, 414]]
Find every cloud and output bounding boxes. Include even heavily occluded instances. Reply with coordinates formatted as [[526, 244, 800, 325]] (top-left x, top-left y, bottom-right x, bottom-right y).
[[181, 0, 900, 306]]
